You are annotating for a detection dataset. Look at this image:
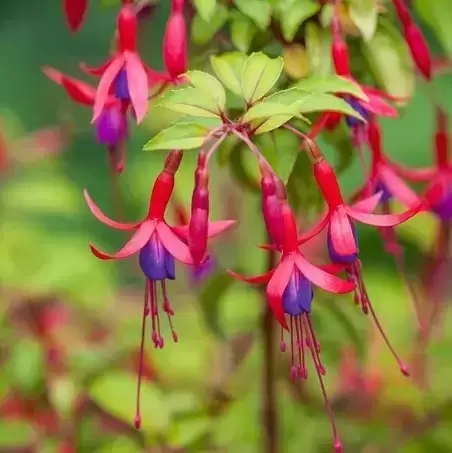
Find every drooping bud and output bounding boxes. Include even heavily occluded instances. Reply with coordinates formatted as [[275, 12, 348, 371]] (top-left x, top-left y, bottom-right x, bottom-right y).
[[391, 0, 411, 27], [259, 160, 284, 247], [163, 12, 188, 79], [434, 107, 449, 167], [118, 4, 138, 52], [331, 17, 350, 77], [171, 0, 185, 14], [404, 24, 432, 80], [63, 0, 88, 32], [188, 164, 209, 265], [149, 150, 183, 218]]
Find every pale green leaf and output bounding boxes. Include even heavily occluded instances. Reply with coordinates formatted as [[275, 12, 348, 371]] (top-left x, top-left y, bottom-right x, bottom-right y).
[[298, 93, 365, 120], [0, 421, 36, 448], [349, 0, 378, 41], [159, 87, 221, 118], [264, 87, 312, 105], [280, 0, 320, 42], [191, 4, 228, 45], [183, 70, 226, 111], [242, 102, 302, 122], [230, 12, 258, 53], [362, 21, 415, 99], [305, 22, 333, 75], [252, 115, 297, 134], [210, 52, 247, 97], [194, 0, 217, 21], [143, 123, 211, 151], [168, 417, 212, 448], [295, 74, 368, 100], [241, 52, 284, 104], [89, 373, 171, 434], [233, 0, 272, 30]]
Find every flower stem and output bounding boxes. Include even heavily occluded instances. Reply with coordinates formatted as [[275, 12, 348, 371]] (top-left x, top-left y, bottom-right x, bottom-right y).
[[262, 244, 278, 453]]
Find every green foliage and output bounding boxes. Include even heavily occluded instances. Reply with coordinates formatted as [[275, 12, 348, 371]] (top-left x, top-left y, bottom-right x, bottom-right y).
[[349, 0, 378, 42], [277, 0, 320, 43]]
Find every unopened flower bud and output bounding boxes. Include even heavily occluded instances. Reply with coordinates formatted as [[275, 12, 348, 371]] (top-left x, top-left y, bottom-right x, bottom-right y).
[[404, 24, 432, 80], [163, 12, 187, 79], [188, 168, 209, 265]]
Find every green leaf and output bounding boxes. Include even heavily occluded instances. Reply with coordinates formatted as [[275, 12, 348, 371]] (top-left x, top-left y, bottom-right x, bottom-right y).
[[414, 0, 452, 56], [298, 93, 365, 120], [242, 102, 303, 123], [241, 52, 284, 104], [7, 337, 46, 396], [279, 0, 320, 42], [183, 70, 226, 112], [349, 0, 378, 42], [89, 373, 171, 434], [191, 4, 228, 45], [305, 22, 333, 75], [143, 123, 211, 151], [199, 272, 238, 338], [362, 21, 415, 99], [210, 52, 247, 97], [159, 87, 222, 118], [168, 417, 212, 448], [98, 437, 142, 453], [230, 12, 258, 53], [294, 74, 368, 100], [49, 377, 79, 420], [193, 0, 217, 22], [233, 0, 272, 30], [321, 121, 355, 174], [229, 144, 260, 192], [0, 421, 36, 448]]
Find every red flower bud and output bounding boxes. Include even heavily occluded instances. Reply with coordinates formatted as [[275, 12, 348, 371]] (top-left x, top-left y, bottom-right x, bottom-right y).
[[189, 168, 209, 265], [435, 107, 449, 167], [63, 0, 88, 32], [171, 0, 185, 14], [392, 0, 412, 28], [118, 4, 138, 52], [332, 39, 350, 77], [163, 12, 188, 79], [404, 24, 432, 80]]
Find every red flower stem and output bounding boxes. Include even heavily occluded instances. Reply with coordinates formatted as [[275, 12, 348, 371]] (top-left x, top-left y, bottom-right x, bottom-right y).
[[231, 129, 273, 169], [283, 124, 324, 162], [262, 242, 278, 453], [107, 148, 124, 221], [204, 132, 229, 166]]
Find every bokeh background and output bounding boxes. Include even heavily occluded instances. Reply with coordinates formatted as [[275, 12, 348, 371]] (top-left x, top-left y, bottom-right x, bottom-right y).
[[1, 1, 452, 452]]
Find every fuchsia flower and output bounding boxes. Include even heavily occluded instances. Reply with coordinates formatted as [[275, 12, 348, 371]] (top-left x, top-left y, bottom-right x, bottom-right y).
[[229, 169, 356, 452], [43, 66, 128, 173], [84, 150, 234, 428], [82, 3, 170, 125], [391, 0, 432, 80], [302, 157, 421, 374], [63, 0, 88, 32]]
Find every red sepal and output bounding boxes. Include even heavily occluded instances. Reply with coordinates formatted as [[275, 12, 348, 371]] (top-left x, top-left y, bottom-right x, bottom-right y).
[[346, 203, 423, 227], [125, 52, 148, 124], [329, 207, 358, 256], [84, 190, 141, 230], [156, 222, 193, 265], [90, 220, 155, 260]]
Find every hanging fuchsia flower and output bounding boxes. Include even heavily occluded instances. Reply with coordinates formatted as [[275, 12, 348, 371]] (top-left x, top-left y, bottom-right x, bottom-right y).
[[85, 150, 233, 428], [302, 157, 421, 374], [43, 66, 128, 172], [391, 0, 432, 80], [163, 0, 188, 81], [82, 3, 170, 125], [229, 199, 354, 453], [63, 0, 88, 32]]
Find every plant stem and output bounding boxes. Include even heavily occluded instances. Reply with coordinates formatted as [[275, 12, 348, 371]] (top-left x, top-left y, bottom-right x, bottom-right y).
[[262, 246, 278, 453]]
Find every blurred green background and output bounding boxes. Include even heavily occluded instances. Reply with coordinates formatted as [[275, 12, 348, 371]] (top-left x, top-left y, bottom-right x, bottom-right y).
[[1, 1, 452, 452]]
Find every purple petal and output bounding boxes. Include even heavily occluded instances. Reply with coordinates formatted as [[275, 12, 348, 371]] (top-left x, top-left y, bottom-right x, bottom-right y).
[[282, 269, 313, 316]]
